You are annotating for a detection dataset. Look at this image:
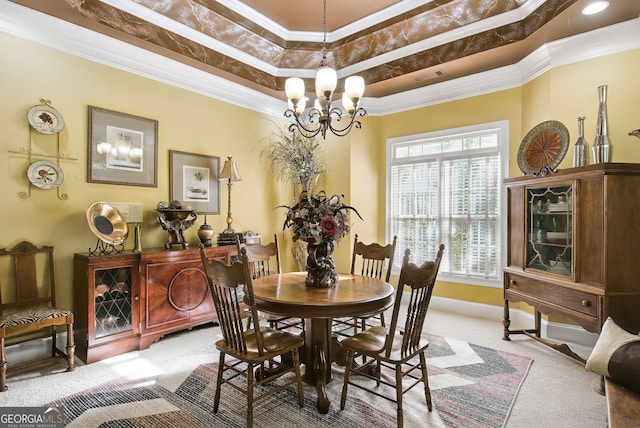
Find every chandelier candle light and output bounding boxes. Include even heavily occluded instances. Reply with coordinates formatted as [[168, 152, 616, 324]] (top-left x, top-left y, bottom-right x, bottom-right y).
[[284, 0, 366, 139]]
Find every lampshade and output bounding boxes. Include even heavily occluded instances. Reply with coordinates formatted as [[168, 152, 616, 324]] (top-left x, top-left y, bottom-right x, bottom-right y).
[[345, 75, 365, 99], [342, 92, 356, 114], [219, 157, 242, 182], [315, 65, 337, 98], [285, 77, 306, 102]]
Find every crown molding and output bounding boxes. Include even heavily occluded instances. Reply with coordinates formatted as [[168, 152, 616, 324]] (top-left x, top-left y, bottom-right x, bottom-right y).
[[366, 18, 640, 116], [1, 1, 638, 117]]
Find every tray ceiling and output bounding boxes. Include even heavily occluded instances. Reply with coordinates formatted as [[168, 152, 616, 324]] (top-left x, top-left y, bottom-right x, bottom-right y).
[[7, 0, 640, 102]]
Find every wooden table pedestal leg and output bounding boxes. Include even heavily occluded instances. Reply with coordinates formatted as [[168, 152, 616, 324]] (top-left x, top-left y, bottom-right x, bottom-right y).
[[304, 318, 332, 413]]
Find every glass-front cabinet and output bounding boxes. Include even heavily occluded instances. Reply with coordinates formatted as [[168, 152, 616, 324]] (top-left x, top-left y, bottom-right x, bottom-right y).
[[73, 252, 141, 364], [74, 246, 237, 364], [503, 163, 640, 360], [526, 184, 573, 277], [93, 266, 134, 338]]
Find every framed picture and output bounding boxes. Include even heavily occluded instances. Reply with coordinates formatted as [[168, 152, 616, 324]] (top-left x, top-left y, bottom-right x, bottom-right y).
[[87, 106, 158, 187], [170, 150, 220, 214]]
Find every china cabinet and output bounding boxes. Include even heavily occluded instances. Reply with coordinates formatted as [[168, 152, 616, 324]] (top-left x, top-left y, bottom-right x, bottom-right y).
[[74, 246, 236, 363], [503, 163, 640, 361]]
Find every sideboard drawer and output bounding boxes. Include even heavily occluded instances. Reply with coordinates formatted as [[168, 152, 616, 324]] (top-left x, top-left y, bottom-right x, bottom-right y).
[[505, 273, 598, 317]]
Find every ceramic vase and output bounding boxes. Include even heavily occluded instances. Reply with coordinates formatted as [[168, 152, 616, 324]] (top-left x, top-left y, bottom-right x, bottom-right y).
[[592, 85, 611, 163], [572, 116, 588, 167], [197, 216, 214, 247], [305, 240, 337, 288]]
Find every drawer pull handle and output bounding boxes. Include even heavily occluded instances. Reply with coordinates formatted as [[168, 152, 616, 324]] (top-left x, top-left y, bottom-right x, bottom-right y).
[[510, 279, 516, 285], [134, 295, 140, 301], [581, 300, 590, 307]]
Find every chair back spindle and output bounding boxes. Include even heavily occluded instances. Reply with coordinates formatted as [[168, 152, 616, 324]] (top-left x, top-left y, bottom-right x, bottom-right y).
[[236, 234, 281, 279], [341, 244, 444, 427], [200, 247, 265, 356], [350, 234, 397, 282], [199, 245, 305, 425], [385, 244, 444, 358]]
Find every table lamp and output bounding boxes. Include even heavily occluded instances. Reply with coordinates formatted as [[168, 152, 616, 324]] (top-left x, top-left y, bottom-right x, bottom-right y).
[[218, 156, 242, 235]]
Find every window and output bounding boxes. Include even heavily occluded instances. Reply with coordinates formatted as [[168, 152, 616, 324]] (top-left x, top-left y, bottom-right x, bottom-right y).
[[386, 121, 508, 287]]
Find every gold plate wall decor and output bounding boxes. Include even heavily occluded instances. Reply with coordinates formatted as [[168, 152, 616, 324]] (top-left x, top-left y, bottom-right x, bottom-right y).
[[517, 120, 569, 175]]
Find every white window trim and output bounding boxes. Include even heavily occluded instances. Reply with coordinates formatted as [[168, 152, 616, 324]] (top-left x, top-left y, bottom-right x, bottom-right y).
[[385, 120, 509, 289]]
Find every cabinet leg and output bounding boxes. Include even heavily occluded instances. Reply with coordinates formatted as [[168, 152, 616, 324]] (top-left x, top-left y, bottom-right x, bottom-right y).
[[502, 300, 511, 341]]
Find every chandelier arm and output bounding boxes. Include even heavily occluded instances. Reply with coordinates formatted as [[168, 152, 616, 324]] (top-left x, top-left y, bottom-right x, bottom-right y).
[[285, 109, 323, 139], [325, 107, 366, 133], [306, 108, 322, 124], [327, 106, 344, 121], [327, 115, 363, 137]]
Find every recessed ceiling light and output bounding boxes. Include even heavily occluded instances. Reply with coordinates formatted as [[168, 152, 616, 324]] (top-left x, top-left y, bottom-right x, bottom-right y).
[[581, 1, 610, 15]]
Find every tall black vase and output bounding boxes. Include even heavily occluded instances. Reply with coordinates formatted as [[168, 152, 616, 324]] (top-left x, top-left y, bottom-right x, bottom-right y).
[[305, 240, 337, 288]]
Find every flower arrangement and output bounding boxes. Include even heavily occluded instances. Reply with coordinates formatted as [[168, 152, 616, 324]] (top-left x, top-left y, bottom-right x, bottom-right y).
[[282, 191, 361, 246], [283, 192, 361, 287]]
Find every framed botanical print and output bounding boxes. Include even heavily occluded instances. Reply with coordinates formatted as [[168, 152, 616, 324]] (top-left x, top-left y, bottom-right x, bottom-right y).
[[169, 150, 220, 214]]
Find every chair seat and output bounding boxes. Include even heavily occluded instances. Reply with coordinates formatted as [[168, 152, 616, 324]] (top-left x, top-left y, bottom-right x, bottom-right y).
[[215, 327, 304, 362], [0, 307, 72, 328], [342, 326, 430, 362]]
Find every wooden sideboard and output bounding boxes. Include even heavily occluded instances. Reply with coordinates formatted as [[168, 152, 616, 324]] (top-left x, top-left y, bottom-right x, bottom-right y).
[[74, 246, 236, 363], [503, 163, 640, 360]]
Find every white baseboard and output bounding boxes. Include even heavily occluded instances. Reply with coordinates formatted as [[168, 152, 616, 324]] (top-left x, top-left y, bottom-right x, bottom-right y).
[[5, 298, 599, 365], [429, 296, 599, 348]]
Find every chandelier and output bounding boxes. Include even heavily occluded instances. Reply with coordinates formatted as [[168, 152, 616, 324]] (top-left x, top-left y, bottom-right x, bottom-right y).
[[284, 0, 366, 139]]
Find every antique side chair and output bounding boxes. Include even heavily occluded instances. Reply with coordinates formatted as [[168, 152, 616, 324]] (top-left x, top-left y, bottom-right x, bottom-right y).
[[0, 240, 75, 392], [340, 245, 444, 428], [236, 234, 304, 332], [200, 246, 304, 427], [334, 234, 397, 337]]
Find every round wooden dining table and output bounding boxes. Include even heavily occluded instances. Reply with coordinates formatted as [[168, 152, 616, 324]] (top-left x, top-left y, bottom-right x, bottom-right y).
[[250, 271, 394, 413]]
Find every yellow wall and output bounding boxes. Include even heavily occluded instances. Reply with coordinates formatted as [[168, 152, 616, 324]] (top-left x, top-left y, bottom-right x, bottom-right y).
[[1, 31, 639, 315], [0, 33, 294, 311], [371, 49, 640, 307]]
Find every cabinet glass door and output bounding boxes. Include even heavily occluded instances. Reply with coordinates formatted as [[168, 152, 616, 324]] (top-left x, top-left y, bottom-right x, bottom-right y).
[[94, 266, 133, 338], [526, 184, 573, 277]]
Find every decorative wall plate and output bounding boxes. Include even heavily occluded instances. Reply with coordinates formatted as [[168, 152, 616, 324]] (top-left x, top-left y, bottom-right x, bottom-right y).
[[27, 103, 65, 134], [86, 201, 129, 245], [517, 120, 569, 175], [27, 160, 64, 189]]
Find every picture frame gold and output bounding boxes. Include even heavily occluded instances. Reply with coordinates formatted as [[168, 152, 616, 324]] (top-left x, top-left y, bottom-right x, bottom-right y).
[[87, 106, 158, 187]]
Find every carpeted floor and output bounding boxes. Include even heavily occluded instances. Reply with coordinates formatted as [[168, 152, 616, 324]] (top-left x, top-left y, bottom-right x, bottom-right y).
[[46, 333, 531, 428]]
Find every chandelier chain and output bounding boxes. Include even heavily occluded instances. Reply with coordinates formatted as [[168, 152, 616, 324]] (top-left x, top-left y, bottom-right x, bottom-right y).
[[321, 0, 327, 54]]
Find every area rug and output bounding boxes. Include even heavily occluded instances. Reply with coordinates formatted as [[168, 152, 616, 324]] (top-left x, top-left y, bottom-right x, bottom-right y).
[[49, 334, 531, 428]]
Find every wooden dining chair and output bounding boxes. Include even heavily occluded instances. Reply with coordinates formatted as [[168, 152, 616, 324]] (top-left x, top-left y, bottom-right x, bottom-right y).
[[236, 234, 303, 332], [199, 246, 304, 427], [334, 234, 397, 337], [340, 245, 444, 428], [0, 241, 75, 392]]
